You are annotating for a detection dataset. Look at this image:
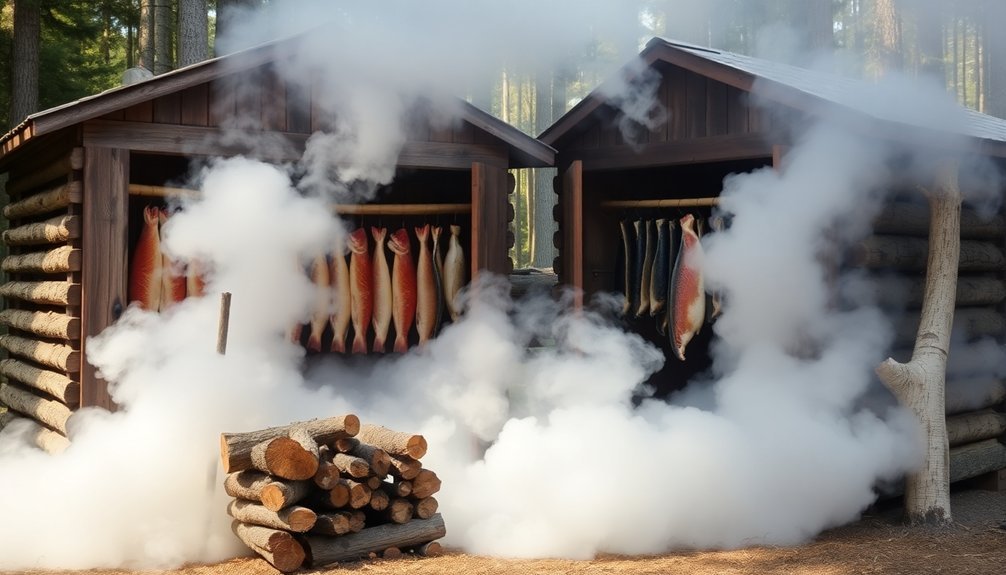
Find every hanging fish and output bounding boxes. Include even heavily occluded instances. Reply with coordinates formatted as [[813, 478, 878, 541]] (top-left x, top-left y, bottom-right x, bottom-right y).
[[369, 227, 392, 353], [415, 224, 437, 345], [618, 219, 634, 316], [158, 209, 186, 311], [306, 253, 331, 352], [329, 236, 352, 353], [443, 225, 466, 322], [128, 206, 162, 310], [388, 228, 417, 352], [668, 214, 705, 361], [707, 215, 726, 321], [348, 228, 373, 354], [649, 219, 669, 317], [186, 259, 207, 298], [431, 226, 445, 336], [633, 220, 648, 317]]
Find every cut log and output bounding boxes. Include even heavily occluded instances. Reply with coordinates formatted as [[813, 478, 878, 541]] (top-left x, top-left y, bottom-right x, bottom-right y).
[[2, 246, 82, 274], [388, 454, 423, 480], [872, 201, 1006, 239], [0, 309, 80, 340], [2, 214, 81, 246], [872, 276, 1006, 309], [330, 452, 371, 478], [0, 335, 79, 372], [413, 497, 439, 520], [409, 541, 443, 557], [382, 547, 403, 560], [365, 475, 384, 490], [855, 236, 1004, 272], [390, 480, 413, 497], [219, 414, 359, 473], [356, 424, 427, 459], [311, 511, 352, 536], [411, 469, 442, 499], [3, 181, 82, 219], [0, 412, 70, 454], [946, 378, 1006, 415], [369, 488, 390, 512], [893, 308, 1004, 348], [303, 514, 446, 568], [230, 520, 305, 573], [334, 437, 357, 452], [223, 470, 311, 511], [249, 432, 320, 480], [950, 438, 1006, 483], [227, 500, 316, 532], [341, 479, 372, 509], [0, 281, 80, 306], [0, 358, 79, 405], [373, 498, 414, 525], [0, 383, 72, 434], [348, 442, 392, 477], [946, 410, 1006, 447]]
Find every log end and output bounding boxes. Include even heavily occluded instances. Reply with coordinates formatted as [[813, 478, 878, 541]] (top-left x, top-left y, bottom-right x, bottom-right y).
[[408, 436, 428, 460], [260, 483, 288, 512], [287, 507, 318, 533], [266, 537, 306, 573], [344, 414, 361, 437], [266, 436, 320, 480], [220, 434, 235, 473]]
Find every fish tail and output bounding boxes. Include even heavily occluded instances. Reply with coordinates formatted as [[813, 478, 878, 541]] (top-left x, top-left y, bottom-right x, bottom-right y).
[[352, 334, 368, 354], [307, 333, 323, 353], [372, 336, 385, 353], [331, 336, 347, 354], [393, 334, 408, 353]]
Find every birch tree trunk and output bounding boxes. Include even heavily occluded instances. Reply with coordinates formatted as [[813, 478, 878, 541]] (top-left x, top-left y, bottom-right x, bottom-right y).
[[876, 160, 960, 525], [178, 0, 208, 67], [10, 0, 41, 125]]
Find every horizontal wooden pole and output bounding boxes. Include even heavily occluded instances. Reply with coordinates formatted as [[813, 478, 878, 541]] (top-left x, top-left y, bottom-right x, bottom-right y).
[[1, 246, 82, 274], [333, 203, 472, 216], [5, 148, 83, 197], [569, 133, 773, 171], [872, 276, 1006, 309], [3, 181, 82, 219], [946, 410, 1006, 447], [0, 281, 81, 306], [599, 197, 721, 209], [0, 309, 80, 340], [949, 438, 1006, 484], [0, 411, 70, 454], [2, 214, 80, 246], [0, 358, 79, 405], [128, 184, 199, 198], [893, 307, 1004, 348], [855, 236, 1005, 272], [873, 201, 1006, 239], [0, 382, 72, 434], [0, 334, 80, 373], [946, 378, 1006, 415]]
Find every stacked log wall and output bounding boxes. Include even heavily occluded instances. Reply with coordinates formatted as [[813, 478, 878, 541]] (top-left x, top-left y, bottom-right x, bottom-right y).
[[0, 146, 84, 453]]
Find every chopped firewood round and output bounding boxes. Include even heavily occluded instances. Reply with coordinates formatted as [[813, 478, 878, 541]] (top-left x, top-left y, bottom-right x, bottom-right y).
[[356, 424, 428, 459], [411, 469, 442, 499], [413, 497, 439, 520]]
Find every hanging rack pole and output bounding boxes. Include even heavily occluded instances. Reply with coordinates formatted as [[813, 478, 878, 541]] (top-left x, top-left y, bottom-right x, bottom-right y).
[[332, 203, 472, 216], [599, 197, 720, 209]]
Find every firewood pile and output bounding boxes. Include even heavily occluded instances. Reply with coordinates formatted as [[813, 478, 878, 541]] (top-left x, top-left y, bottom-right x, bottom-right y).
[[219, 414, 446, 572]]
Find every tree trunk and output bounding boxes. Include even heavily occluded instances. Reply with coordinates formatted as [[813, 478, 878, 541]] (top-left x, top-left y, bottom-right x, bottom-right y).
[[908, 0, 947, 83], [876, 160, 960, 525], [303, 514, 445, 568], [139, 0, 154, 70], [533, 72, 558, 269], [10, 0, 41, 126], [154, 0, 174, 74], [355, 424, 427, 459], [873, 0, 902, 76], [985, 0, 1006, 118], [177, 0, 208, 67]]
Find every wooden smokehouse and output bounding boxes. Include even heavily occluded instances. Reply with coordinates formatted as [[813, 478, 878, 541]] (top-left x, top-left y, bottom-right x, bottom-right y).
[[0, 39, 554, 451], [541, 38, 1006, 489]]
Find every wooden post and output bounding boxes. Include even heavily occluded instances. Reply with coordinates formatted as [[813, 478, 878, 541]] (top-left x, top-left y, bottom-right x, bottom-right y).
[[561, 160, 583, 308], [80, 147, 129, 410], [470, 161, 509, 279], [217, 292, 232, 355]]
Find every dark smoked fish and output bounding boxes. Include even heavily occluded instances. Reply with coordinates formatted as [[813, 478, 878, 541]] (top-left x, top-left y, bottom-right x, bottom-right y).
[[633, 219, 647, 317], [619, 219, 634, 316], [649, 218, 669, 317], [660, 219, 679, 337], [637, 219, 656, 318]]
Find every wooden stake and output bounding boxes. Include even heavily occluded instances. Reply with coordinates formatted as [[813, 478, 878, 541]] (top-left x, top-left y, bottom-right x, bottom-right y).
[[217, 292, 231, 355]]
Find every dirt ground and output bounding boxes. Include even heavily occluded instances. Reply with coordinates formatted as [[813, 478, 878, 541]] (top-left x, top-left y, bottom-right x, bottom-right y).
[[6, 489, 1006, 575]]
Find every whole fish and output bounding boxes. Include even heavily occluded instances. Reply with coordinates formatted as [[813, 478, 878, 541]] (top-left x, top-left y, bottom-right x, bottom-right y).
[[415, 225, 437, 344], [618, 219, 634, 316], [306, 253, 332, 352], [649, 219, 669, 317], [707, 215, 726, 321], [388, 228, 417, 352], [633, 220, 648, 317], [431, 226, 445, 336], [128, 206, 162, 310], [158, 209, 186, 311], [443, 225, 466, 322], [659, 220, 679, 337], [348, 228, 373, 354], [369, 227, 392, 353], [669, 214, 705, 361], [330, 236, 352, 353]]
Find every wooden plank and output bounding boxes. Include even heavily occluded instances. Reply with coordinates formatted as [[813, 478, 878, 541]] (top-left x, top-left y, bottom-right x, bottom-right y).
[[208, 77, 236, 127], [263, 70, 287, 132], [285, 79, 311, 134], [570, 134, 773, 171], [152, 91, 182, 124], [726, 86, 749, 134], [80, 147, 129, 410], [122, 100, 154, 123], [685, 73, 708, 138], [180, 84, 210, 127], [471, 162, 508, 278], [562, 161, 583, 307], [706, 81, 729, 136]]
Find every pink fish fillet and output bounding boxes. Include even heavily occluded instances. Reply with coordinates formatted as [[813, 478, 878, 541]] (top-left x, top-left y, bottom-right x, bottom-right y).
[[414, 224, 437, 344], [370, 227, 393, 353], [670, 214, 705, 361], [388, 228, 416, 353], [348, 228, 373, 354]]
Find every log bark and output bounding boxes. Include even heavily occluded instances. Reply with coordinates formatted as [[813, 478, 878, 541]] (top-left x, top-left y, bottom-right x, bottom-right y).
[[0, 412, 70, 454], [873, 201, 1005, 239], [340, 479, 372, 509], [946, 378, 1006, 415], [391, 480, 413, 498], [219, 414, 359, 473], [303, 514, 446, 568], [873, 276, 1006, 308], [949, 438, 1006, 483], [0, 309, 80, 340], [348, 442, 392, 477], [5, 150, 83, 197], [249, 433, 319, 480], [876, 162, 959, 525], [411, 469, 442, 499], [227, 499, 317, 532], [225, 470, 303, 508], [855, 235, 1003, 272], [3, 181, 81, 219], [2, 246, 82, 274], [372, 498, 414, 525], [0, 358, 79, 405], [0, 382, 72, 434], [0, 281, 80, 306], [388, 454, 423, 480], [330, 452, 370, 478], [311, 511, 352, 536], [230, 521, 305, 573], [413, 497, 439, 520], [409, 541, 443, 557], [946, 410, 1006, 447], [356, 424, 427, 459], [0, 334, 79, 372], [893, 308, 1004, 347], [382, 547, 403, 560], [2, 215, 80, 246]]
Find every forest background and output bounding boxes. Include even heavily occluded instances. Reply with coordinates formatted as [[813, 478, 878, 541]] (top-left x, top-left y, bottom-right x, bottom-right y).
[[2, 0, 1005, 269]]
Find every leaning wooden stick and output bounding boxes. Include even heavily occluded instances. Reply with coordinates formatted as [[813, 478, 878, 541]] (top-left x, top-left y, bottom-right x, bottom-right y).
[[217, 292, 232, 355]]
